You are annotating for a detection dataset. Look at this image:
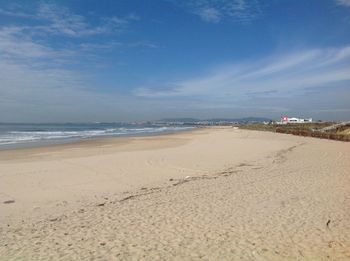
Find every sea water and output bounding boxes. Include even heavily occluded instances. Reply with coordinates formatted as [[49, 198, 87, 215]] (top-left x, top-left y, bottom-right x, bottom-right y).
[[0, 123, 194, 149]]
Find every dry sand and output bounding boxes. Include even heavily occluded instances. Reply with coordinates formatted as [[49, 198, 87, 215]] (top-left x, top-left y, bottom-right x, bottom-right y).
[[0, 127, 349, 260]]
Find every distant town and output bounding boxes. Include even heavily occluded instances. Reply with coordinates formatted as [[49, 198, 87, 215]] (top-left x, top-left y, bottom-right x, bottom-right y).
[[145, 116, 322, 127]]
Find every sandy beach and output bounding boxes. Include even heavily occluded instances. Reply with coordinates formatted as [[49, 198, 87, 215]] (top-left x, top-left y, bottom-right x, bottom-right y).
[[0, 127, 349, 260]]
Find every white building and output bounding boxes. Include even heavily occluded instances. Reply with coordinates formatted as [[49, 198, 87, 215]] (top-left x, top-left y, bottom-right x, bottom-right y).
[[281, 116, 312, 124]]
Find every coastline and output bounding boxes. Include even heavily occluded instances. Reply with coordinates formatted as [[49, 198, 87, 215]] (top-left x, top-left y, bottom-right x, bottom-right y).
[[0, 126, 199, 155], [1, 127, 349, 260], [0, 127, 215, 221], [0, 125, 197, 151]]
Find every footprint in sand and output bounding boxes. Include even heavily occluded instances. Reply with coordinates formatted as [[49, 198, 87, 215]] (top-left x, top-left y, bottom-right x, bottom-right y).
[[3, 200, 15, 204]]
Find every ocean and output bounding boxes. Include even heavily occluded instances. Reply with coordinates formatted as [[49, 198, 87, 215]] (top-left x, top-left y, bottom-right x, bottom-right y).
[[0, 123, 194, 149]]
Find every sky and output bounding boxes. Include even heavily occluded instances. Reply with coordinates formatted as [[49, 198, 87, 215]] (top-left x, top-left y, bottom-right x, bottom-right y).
[[0, 0, 350, 122]]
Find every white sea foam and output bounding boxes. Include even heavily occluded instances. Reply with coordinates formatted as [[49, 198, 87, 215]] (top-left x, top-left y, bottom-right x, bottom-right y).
[[0, 126, 194, 147]]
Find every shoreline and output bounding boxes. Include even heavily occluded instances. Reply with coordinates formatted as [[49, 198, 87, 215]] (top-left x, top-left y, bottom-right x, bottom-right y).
[[0, 128, 210, 167], [0, 126, 198, 151], [0, 127, 290, 221], [0, 127, 223, 222], [1, 128, 349, 260]]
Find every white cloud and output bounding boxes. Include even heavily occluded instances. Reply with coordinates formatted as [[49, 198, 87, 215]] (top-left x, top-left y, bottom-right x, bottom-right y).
[[0, 8, 35, 18], [1, 2, 349, 121], [197, 7, 221, 23], [0, 2, 154, 66], [0, 53, 160, 122], [134, 45, 350, 100], [0, 3, 160, 122], [0, 27, 53, 59], [336, 0, 350, 7], [170, 0, 261, 23], [0, 3, 138, 38], [0, 2, 153, 68]]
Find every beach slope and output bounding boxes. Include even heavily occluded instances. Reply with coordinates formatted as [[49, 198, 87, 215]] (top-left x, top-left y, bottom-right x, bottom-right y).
[[1, 128, 349, 260]]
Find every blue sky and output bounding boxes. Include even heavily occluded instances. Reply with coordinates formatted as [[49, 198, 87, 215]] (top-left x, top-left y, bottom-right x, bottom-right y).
[[0, 0, 350, 122]]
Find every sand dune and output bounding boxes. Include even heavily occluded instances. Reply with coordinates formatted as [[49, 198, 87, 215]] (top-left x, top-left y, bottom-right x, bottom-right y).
[[1, 128, 349, 260]]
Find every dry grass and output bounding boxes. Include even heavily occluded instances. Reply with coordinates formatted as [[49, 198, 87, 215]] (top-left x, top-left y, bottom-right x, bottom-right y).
[[239, 123, 350, 142]]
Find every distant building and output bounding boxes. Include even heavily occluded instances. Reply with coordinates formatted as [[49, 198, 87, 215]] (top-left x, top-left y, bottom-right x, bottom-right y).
[[281, 116, 312, 124]]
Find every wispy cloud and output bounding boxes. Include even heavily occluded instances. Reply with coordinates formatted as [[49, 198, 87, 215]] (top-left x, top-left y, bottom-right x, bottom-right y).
[[0, 2, 143, 64], [0, 3, 158, 122], [134, 46, 350, 101], [0, 3, 138, 38], [0, 8, 35, 18], [169, 0, 262, 23], [37, 3, 139, 37], [196, 7, 221, 23], [0, 1, 159, 69], [336, 0, 350, 7], [0, 26, 55, 59], [0, 58, 136, 122], [1, 1, 349, 121]]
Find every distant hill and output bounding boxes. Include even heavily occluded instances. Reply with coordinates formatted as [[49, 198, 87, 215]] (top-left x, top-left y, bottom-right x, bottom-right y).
[[159, 117, 272, 123], [159, 118, 201, 123], [207, 117, 272, 123]]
